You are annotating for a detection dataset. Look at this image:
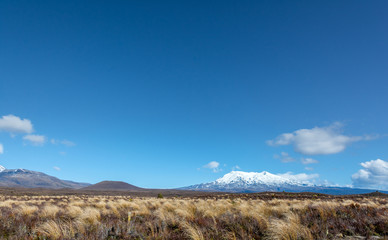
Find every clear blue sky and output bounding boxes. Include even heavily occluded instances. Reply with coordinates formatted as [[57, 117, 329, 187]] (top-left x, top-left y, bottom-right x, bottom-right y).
[[1, 0, 387, 189]]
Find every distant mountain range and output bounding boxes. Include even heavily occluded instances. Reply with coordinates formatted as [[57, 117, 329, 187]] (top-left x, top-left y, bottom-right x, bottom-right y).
[[0, 165, 89, 189], [0, 165, 386, 195], [181, 171, 388, 195]]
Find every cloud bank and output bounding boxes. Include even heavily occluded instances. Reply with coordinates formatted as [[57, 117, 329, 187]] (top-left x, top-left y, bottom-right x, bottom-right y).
[[267, 123, 364, 155], [352, 159, 388, 189]]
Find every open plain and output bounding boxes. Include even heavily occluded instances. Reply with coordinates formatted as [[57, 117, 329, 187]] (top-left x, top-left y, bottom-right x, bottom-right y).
[[0, 189, 387, 239]]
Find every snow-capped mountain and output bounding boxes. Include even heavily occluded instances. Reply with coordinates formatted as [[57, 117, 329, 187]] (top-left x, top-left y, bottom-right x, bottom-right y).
[[181, 170, 388, 195], [182, 171, 313, 193], [214, 171, 310, 186], [0, 165, 6, 172]]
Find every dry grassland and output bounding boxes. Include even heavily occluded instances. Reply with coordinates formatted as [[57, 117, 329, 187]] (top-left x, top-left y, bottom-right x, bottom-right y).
[[0, 194, 387, 239]]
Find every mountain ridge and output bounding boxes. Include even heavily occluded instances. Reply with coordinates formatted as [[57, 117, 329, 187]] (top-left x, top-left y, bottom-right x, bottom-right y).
[[0, 166, 89, 189]]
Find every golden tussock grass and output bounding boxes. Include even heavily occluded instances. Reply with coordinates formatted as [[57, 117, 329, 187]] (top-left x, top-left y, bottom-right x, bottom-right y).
[[181, 221, 205, 240], [36, 220, 63, 239], [267, 212, 313, 240], [16, 204, 39, 216], [0, 194, 386, 239], [41, 205, 61, 218]]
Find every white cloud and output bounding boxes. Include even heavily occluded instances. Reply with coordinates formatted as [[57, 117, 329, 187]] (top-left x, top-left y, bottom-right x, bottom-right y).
[[301, 158, 319, 165], [23, 134, 46, 146], [267, 123, 364, 155], [277, 172, 319, 184], [352, 159, 388, 189], [270, 133, 294, 145], [53, 166, 61, 171], [0, 144, 3, 154], [204, 161, 219, 169], [51, 139, 75, 147], [0, 115, 33, 134], [203, 161, 221, 173], [305, 167, 314, 171]]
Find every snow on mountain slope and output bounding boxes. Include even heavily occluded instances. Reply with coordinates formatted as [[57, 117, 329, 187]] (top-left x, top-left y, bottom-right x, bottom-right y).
[[214, 171, 305, 186], [180, 170, 321, 193], [181, 170, 388, 195], [0, 165, 5, 172]]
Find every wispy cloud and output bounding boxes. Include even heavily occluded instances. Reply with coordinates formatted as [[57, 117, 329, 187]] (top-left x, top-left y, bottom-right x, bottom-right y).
[[51, 139, 76, 147], [232, 165, 241, 171], [363, 134, 380, 141], [352, 159, 388, 190], [23, 134, 46, 146], [0, 115, 33, 134], [301, 158, 319, 165], [267, 122, 368, 155], [61, 140, 75, 147], [203, 161, 221, 173], [53, 166, 61, 171], [274, 152, 296, 163], [0, 143, 3, 154]]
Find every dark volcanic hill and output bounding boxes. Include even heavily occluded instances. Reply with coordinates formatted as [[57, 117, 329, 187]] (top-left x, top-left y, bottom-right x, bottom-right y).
[[82, 181, 143, 191], [0, 168, 90, 189]]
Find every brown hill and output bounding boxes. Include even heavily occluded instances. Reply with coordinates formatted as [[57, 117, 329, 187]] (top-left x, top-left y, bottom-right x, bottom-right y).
[[363, 191, 388, 197], [82, 181, 143, 191]]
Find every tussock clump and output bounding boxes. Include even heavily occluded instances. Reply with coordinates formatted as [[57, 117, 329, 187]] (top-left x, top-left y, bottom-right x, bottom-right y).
[[80, 207, 101, 225], [16, 204, 39, 216], [267, 212, 313, 240], [66, 205, 83, 218], [41, 205, 61, 218], [181, 221, 205, 240], [36, 220, 63, 239]]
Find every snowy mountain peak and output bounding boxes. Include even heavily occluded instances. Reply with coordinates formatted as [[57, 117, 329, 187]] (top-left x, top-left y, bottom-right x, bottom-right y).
[[181, 170, 388, 195], [214, 171, 301, 186], [0, 165, 6, 172]]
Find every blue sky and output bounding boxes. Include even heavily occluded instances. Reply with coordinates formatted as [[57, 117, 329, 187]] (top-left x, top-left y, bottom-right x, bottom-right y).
[[1, 0, 388, 189]]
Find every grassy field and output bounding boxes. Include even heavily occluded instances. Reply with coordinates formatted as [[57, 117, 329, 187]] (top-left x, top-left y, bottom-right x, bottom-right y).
[[0, 193, 387, 239]]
